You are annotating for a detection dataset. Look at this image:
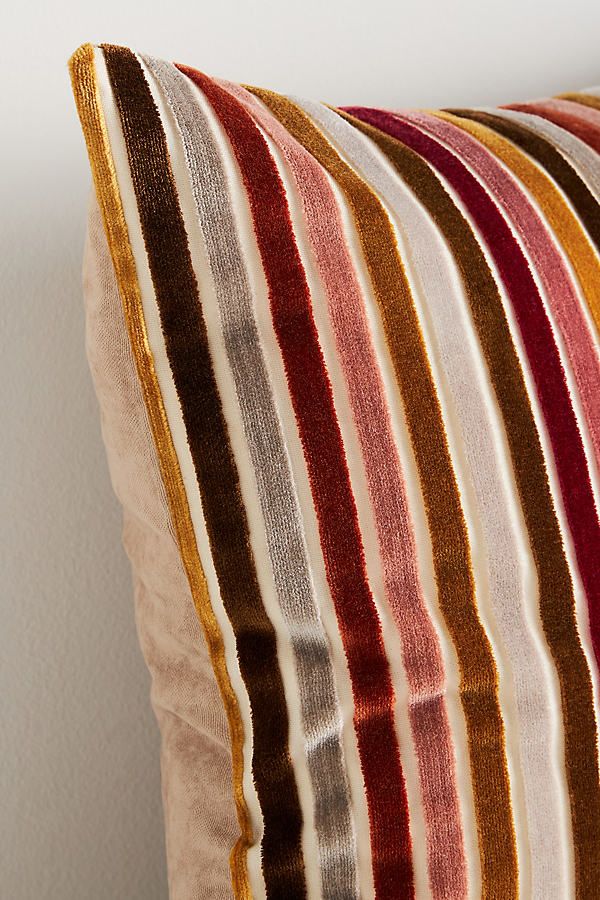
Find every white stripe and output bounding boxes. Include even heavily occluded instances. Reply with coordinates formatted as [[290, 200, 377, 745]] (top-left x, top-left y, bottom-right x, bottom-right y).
[[485, 107, 600, 201], [267, 132, 434, 898], [295, 97, 575, 899], [94, 48, 269, 897]]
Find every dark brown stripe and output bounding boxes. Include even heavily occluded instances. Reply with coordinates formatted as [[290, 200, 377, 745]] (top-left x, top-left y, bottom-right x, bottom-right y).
[[505, 102, 600, 154], [340, 106, 600, 900], [101, 44, 307, 898], [446, 108, 600, 253]]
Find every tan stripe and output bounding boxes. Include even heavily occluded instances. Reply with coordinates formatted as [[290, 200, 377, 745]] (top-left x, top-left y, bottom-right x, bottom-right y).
[[434, 110, 600, 336], [68, 44, 253, 899], [247, 87, 518, 898]]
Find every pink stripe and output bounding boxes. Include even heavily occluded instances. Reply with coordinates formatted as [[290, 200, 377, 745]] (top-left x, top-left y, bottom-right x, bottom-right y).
[[222, 82, 467, 900], [540, 97, 600, 131], [354, 105, 600, 672], [505, 99, 600, 153], [405, 111, 600, 484]]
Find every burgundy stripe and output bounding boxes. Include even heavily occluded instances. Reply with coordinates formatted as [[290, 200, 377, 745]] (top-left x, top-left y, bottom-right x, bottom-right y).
[[408, 110, 600, 481], [179, 67, 415, 898], [345, 105, 600, 672], [445, 108, 600, 254]]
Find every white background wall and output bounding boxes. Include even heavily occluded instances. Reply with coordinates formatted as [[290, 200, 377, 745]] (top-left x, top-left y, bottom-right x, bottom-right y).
[[2, 1, 599, 897]]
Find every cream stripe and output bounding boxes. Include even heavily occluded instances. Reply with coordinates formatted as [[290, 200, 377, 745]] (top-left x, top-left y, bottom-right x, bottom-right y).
[[93, 49, 268, 896], [264, 129, 433, 898], [429, 134, 600, 870], [488, 107, 600, 202], [142, 55, 363, 900], [439, 111, 600, 725], [296, 97, 575, 898], [447, 123, 600, 734]]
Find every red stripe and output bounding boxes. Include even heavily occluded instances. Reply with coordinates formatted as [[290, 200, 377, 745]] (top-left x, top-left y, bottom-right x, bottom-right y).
[[345, 105, 600, 672], [505, 102, 600, 154], [179, 67, 415, 898]]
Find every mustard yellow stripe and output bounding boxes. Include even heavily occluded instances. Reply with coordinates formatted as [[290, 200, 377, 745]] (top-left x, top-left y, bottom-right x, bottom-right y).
[[68, 44, 252, 899], [248, 87, 518, 898], [434, 110, 600, 336]]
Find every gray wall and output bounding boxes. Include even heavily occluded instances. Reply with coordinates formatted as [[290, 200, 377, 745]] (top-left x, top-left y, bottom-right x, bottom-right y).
[[2, 1, 599, 896]]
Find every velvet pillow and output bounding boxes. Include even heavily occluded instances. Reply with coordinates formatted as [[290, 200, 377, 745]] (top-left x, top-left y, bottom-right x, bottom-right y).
[[70, 42, 600, 900]]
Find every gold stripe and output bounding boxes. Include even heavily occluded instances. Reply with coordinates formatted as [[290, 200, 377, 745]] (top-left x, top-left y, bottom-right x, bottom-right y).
[[68, 44, 253, 899], [435, 110, 600, 335], [248, 87, 519, 897]]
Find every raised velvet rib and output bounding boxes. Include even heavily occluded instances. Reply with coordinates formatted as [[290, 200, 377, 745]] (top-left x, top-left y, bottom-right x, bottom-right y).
[[70, 43, 600, 900]]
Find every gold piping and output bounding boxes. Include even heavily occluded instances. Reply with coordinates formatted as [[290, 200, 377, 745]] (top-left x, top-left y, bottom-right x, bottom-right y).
[[68, 43, 253, 898]]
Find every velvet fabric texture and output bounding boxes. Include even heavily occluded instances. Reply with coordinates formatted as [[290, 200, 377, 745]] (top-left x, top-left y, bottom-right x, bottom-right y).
[[71, 42, 600, 900]]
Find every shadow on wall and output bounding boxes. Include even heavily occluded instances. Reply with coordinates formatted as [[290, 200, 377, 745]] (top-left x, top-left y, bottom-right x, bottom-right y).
[[0, 160, 168, 899]]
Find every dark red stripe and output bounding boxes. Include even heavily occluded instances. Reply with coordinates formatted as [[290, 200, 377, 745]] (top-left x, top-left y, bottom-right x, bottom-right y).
[[505, 102, 600, 153], [179, 65, 414, 899], [101, 45, 307, 898], [445, 108, 600, 254], [345, 104, 600, 676]]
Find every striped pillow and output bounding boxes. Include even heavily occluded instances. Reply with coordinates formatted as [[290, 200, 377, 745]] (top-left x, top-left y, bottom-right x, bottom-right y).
[[70, 42, 600, 900]]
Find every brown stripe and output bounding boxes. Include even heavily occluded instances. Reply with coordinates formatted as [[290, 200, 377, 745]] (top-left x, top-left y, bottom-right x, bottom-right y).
[[446, 108, 600, 254], [69, 44, 253, 900], [101, 45, 307, 898], [68, 44, 253, 898], [505, 102, 600, 154], [433, 111, 600, 335], [340, 107, 600, 900], [247, 87, 518, 898]]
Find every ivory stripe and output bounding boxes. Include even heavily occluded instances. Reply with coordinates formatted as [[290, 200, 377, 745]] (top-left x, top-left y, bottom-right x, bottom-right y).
[[70, 43, 600, 899], [142, 55, 359, 900], [343, 105, 600, 899], [227, 81, 467, 900], [250, 90, 518, 898]]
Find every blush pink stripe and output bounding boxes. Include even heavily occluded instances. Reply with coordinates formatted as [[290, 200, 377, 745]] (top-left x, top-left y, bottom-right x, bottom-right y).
[[505, 99, 600, 153], [537, 98, 600, 132], [222, 81, 467, 900], [406, 111, 600, 484]]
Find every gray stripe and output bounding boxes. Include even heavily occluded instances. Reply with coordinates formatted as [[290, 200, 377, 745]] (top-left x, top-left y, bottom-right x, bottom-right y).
[[488, 106, 600, 202], [143, 56, 359, 900]]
